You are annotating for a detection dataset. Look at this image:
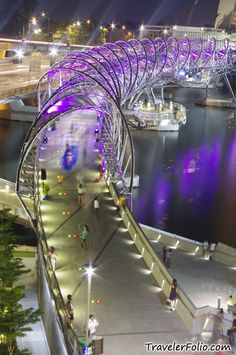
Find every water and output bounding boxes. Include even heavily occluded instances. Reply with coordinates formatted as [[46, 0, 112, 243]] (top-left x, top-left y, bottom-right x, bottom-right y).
[[132, 86, 236, 247], [0, 118, 31, 181], [1, 86, 236, 247]]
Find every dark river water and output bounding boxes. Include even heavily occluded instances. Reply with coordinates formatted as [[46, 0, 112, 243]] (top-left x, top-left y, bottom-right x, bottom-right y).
[[132, 86, 236, 247], [1, 86, 236, 247]]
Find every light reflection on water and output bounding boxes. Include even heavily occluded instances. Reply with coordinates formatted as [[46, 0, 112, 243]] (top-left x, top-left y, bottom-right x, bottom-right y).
[[132, 87, 236, 247]]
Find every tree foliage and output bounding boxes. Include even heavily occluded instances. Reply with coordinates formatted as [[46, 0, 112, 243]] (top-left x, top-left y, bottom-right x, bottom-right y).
[[0, 209, 41, 355]]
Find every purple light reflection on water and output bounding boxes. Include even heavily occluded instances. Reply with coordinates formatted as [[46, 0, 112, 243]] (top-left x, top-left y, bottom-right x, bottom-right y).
[[177, 139, 221, 218], [132, 88, 236, 246], [153, 179, 170, 230], [216, 136, 236, 241]]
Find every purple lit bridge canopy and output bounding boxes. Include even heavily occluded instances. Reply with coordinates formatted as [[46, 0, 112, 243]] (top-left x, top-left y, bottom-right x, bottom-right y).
[[16, 36, 233, 219]]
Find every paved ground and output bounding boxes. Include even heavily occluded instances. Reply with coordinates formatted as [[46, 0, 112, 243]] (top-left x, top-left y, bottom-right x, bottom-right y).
[[151, 241, 236, 310], [16, 257, 51, 355]]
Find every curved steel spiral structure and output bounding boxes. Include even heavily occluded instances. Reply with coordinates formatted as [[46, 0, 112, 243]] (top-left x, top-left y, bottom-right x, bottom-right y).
[[17, 36, 232, 219]]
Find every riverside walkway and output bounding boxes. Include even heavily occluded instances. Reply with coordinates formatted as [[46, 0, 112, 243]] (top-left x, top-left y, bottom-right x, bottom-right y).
[[35, 110, 233, 354], [38, 111, 191, 354]]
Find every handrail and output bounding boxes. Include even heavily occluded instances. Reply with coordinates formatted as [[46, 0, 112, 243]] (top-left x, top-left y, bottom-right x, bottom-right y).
[[140, 223, 202, 246], [107, 181, 221, 335], [35, 170, 81, 354]]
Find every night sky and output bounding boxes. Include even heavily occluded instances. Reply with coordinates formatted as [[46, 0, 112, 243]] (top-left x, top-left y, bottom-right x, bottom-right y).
[[37, 0, 219, 27]]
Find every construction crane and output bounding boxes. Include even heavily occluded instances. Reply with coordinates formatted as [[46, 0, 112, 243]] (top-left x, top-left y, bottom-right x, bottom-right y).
[[186, 0, 200, 26]]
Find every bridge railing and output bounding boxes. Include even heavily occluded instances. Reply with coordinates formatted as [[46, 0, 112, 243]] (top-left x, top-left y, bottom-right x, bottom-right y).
[[107, 180, 220, 336], [34, 177, 81, 355]]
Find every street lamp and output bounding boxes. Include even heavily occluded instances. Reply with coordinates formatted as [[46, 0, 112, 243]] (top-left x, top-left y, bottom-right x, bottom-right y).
[[39, 12, 50, 41], [49, 47, 58, 66], [31, 17, 37, 25], [31, 12, 50, 41], [33, 28, 42, 39], [84, 264, 96, 347]]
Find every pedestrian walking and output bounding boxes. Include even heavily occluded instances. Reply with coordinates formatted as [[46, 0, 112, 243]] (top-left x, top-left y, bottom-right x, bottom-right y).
[[57, 175, 64, 187], [168, 279, 178, 311], [227, 313, 236, 345], [48, 246, 57, 272], [65, 294, 74, 326], [43, 136, 48, 144], [95, 137, 99, 148], [80, 225, 89, 249], [78, 182, 84, 205], [227, 295, 236, 313], [203, 240, 209, 259], [88, 314, 99, 338], [163, 246, 167, 265], [117, 195, 126, 211], [93, 196, 100, 216], [42, 182, 50, 200], [166, 248, 172, 268], [209, 241, 216, 260]]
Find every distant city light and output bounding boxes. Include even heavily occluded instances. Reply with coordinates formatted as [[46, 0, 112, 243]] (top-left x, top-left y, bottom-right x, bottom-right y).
[[111, 23, 116, 29], [16, 49, 24, 59], [34, 28, 41, 34], [77, 20, 81, 27], [122, 25, 126, 30], [49, 47, 58, 57], [163, 29, 168, 34], [173, 25, 177, 30], [140, 24, 145, 31], [31, 17, 37, 25]]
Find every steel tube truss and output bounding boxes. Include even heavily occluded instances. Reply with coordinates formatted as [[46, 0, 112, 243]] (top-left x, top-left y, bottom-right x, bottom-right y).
[[17, 36, 233, 218]]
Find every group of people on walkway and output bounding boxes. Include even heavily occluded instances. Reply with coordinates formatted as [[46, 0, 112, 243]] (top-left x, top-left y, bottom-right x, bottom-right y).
[[203, 240, 216, 259], [77, 181, 100, 215], [65, 294, 99, 337]]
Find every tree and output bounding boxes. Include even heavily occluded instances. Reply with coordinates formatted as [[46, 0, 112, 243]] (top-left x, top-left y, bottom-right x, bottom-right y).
[[0, 0, 38, 37], [0, 209, 40, 355]]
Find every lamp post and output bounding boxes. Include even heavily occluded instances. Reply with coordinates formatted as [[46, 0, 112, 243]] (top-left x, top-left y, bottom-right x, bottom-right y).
[[41, 12, 50, 41], [84, 265, 96, 347], [49, 47, 58, 66]]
